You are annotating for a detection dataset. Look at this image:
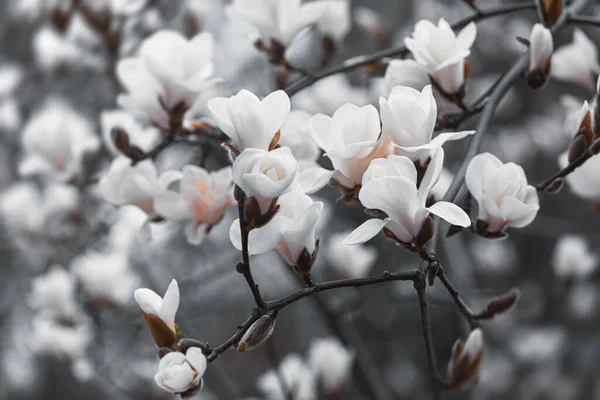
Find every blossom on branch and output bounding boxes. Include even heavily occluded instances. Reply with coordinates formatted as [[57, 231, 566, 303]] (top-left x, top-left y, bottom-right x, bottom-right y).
[[134, 279, 180, 349], [308, 337, 354, 394], [154, 348, 207, 396], [553, 234, 597, 280], [466, 153, 539, 237], [526, 24, 553, 90], [552, 28, 600, 90]]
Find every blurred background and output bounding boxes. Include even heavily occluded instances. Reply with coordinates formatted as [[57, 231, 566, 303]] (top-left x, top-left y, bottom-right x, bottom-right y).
[[1, 0, 600, 399]]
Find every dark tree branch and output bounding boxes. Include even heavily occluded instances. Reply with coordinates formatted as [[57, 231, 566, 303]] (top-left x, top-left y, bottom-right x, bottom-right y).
[[436, 267, 480, 330], [536, 147, 597, 192], [130, 136, 175, 165]]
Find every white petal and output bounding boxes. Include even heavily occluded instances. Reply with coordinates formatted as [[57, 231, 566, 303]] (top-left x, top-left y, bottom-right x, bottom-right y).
[[298, 166, 334, 194], [153, 192, 191, 220], [159, 279, 179, 330], [427, 201, 471, 227], [186, 348, 207, 377], [341, 218, 388, 245], [133, 288, 162, 315]]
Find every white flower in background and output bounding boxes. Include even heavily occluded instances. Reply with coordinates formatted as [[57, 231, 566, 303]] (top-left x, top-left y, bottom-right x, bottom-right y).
[[553, 235, 597, 279], [405, 18, 477, 94], [231, 187, 323, 268], [100, 110, 161, 156], [28, 265, 78, 318], [71, 251, 140, 306], [81, 0, 148, 16], [0, 98, 21, 132], [30, 314, 92, 359], [527, 24, 553, 89], [430, 167, 454, 202], [292, 74, 370, 116], [381, 85, 474, 162], [509, 327, 565, 364], [559, 152, 600, 201], [134, 279, 180, 336], [384, 59, 430, 92], [154, 348, 207, 394], [19, 100, 100, 182], [308, 338, 354, 393], [117, 30, 216, 129], [233, 147, 298, 212], [257, 353, 316, 400], [309, 103, 386, 190], [208, 89, 290, 152], [466, 153, 539, 234], [32, 27, 82, 72], [343, 151, 470, 246], [96, 157, 181, 217], [0, 64, 23, 97], [153, 166, 234, 244], [552, 28, 600, 90], [325, 231, 377, 279]]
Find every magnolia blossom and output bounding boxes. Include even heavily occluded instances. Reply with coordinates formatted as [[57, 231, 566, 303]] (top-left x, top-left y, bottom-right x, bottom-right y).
[[154, 348, 207, 394], [30, 314, 92, 359], [28, 265, 78, 318], [100, 109, 160, 156], [552, 28, 600, 90], [527, 24, 553, 89], [117, 30, 216, 129], [324, 231, 377, 279], [154, 166, 234, 244], [309, 103, 386, 190], [466, 153, 539, 235], [553, 235, 597, 280], [208, 89, 290, 152], [404, 18, 477, 94], [81, 0, 147, 16], [19, 100, 100, 182], [384, 59, 430, 92], [231, 187, 324, 268], [343, 151, 471, 246], [559, 152, 600, 201], [380, 85, 474, 162], [134, 279, 180, 336], [257, 353, 316, 400], [292, 75, 370, 116], [308, 338, 354, 393]]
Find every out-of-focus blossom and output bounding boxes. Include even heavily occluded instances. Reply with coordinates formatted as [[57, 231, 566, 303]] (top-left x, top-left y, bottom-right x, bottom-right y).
[[30, 314, 93, 359], [404, 19, 477, 94], [466, 153, 539, 236], [32, 27, 82, 71], [208, 89, 290, 153], [71, 251, 140, 306], [0, 99, 21, 132], [308, 338, 354, 393], [552, 234, 597, 279], [154, 166, 234, 244], [384, 59, 430, 92], [526, 24, 553, 90], [0, 64, 23, 97], [28, 265, 78, 318], [19, 100, 100, 182], [380, 85, 474, 162], [447, 329, 484, 388], [324, 231, 377, 279], [100, 110, 160, 156], [509, 327, 565, 364], [154, 348, 207, 395], [117, 30, 217, 129], [429, 167, 453, 202], [292, 75, 370, 116], [9, 0, 72, 20], [559, 152, 600, 201], [134, 279, 180, 337], [343, 151, 470, 247], [552, 28, 600, 90], [257, 353, 316, 400], [353, 6, 386, 41], [469, 237, 518, 275], [81, 0, 148, 16]]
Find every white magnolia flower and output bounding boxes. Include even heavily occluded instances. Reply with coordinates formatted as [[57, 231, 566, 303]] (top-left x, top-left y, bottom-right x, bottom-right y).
[[71, 251, 140, 307], [19, 100, 100, 182], [466, 153, 539, 234], [343, 151, 471, 246], [553, 235, 597, 279], [231, 187, 323, 267], [405, 18, 477, 94], [559, 151, 600, 201], [309, 103, 386, 190], [257, 353, 316, 400], [552, 28, 600, 90], [100, 109, 160, 156], [527, 24, 553, 89], [292, 75, 370, 116], [154, 348, 207, 394], [208, 89, 290, 152], [28, 265, 78, 318], [380, 85, 474, 162], [154, 166, 234, 244], [96, 157, 181, 217], [384, 59, 430, 92], [0, 64, 23, 98], [134, 279, 180, 335], [325, 231, 377, 279], [308, 338, 354, 393], [30, 314, 92, 359], [117, 30, 216, 129], [32, 26, 83, 72]]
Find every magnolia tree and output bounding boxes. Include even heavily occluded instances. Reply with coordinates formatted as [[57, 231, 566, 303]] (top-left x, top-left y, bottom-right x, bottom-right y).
[[2, 0, 600, 399]]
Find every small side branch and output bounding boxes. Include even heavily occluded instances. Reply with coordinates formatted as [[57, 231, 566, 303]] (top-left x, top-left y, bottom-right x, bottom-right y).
[[536, 148, 597, 192], [436, 268, 480, 329]]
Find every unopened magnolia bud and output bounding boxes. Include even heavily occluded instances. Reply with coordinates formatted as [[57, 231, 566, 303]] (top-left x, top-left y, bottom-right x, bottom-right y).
[[268, 130, 281, 151], [111, 127, 131, 154], [284, 25, 324, 71], [536, 0, 564, 27], [447, 329, 484, 389], [544, 178, 564, 194], [294, 240, 320, 285], [141, 312, 178, 350], [245, 197, 279, 229], [528, 25, 553, 89], [475, 288, 521, 319], [237, 312, 277, 353]]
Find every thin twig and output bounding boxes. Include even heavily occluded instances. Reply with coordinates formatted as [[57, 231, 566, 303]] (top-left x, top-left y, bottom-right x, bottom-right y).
[[130, 136, 174, 165], [535, 148, 597, 191], [436, 268, 480, 330]]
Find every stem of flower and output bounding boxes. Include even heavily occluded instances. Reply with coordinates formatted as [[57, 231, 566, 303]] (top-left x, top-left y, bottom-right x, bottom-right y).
[[535, 147, 597, 192]]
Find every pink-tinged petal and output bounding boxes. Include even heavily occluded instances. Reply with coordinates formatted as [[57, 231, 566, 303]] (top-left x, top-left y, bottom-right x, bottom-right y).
[[341, 218, 388, 245], [159, 279, 179, 331], [154, 191, 191, 220], [298, 166, 334, 194], [186, 348, 207, 376], [134, 288, 162, 315], [427, 201, 471, 227]]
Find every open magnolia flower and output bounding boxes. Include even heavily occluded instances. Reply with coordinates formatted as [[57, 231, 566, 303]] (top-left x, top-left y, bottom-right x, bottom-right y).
[[552, 28, 600, 90], [19, 99, 100, 182], [527, 23, 553, 90], [134, 279, 180, 349], [117, 30, 217, 129], [380, 85, 474, 162], [208, 89, 290, 153], [466, 153, 539, 237], [404, 18, 477, 95], [28, 265, 78, 319], [100, 109, 161, 156], [154, 166, 234, 245], [155, 348, 207, 396], [343, 151, 470, 248], [308, 338, 354, 394], [309, 103, 388, 194]]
